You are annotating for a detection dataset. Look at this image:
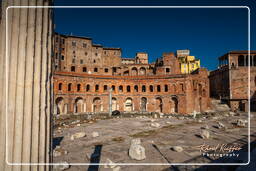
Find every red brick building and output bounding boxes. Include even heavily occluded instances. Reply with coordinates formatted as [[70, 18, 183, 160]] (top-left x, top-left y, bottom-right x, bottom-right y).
[[209, 51, 256, 112], [53, 33, 211, 115]]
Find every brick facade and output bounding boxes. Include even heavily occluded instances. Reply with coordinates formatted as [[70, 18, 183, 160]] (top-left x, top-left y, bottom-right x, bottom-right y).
[[53, 33, 211, 115], [209, 51, 256, 112]]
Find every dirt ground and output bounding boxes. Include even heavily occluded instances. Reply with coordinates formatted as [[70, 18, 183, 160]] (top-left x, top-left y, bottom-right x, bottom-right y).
[[53, 111, 255, 171]]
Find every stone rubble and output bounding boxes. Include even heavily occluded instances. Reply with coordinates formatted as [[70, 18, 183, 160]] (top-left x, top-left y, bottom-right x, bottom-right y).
[[128, 138, 146, 160], [151, 122, 160, 128], [200, 130, 210, 139], [172, 146, 184, 152], [92, 131, 99, 137], [70, 132, 86, 140], [53, 161, 70, 171], [217, 121, 225, 129], [236, 119, 246, 127]]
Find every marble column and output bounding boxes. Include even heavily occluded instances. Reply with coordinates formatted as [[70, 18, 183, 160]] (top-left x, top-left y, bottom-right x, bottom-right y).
[[0, 0, 53, 171]]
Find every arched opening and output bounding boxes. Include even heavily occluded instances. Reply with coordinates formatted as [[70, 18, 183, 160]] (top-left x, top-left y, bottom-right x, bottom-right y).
[[55, 97, 65, 114], [77, 84, 81, 92], [119, 85, 123, 92], [68, 83, 72, 91], [127, 85, 131, 92], [93, 97, 102, 113], [141, 97, 147, 112], [164, 85, 168, 92], [104, 85, 108, 92], [71, 66, 75, 72], [238, 55, 245, 66], [157, 85, 161, 92], [142, 85, 146, 92], [171, 97, 178, 113], [134, 85, 138, 92], [155, 97, 163, 113], [74, 97, 85, 113], [111, 85, 115, 92], [150, 85, 154, 92], [139, 67, 146, 75], [86, 84, 90, 92], [131, 67, 138, 76], [95, 84, 99, 92], [125, 98, 133, 112], [58, 83, 62, 90], [123, 70, 129, 76], [112, 97, 118, 111]]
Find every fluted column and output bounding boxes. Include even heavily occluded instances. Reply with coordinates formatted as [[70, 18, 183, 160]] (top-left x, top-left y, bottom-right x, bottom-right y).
[[0, 0, 53, 171]]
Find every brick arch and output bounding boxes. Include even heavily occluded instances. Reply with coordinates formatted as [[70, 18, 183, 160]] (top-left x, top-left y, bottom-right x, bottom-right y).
[[124, 97, 133, 112], [155, 97, 163, 113], [139, 67, 146, 75], [93, 97, 102, 113], [77, 83, 82, 92], [55, 97, 68, 114], [170, 96, 178, 113], [131, 67, 138, 76], [74, 97, 85, 113]]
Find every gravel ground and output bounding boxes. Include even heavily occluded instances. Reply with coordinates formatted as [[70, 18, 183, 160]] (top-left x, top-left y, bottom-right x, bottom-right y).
[[53, 111, 255, 171]]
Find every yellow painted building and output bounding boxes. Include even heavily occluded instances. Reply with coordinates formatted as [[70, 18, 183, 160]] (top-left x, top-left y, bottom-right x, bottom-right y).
[[177, 52, 201, 74]]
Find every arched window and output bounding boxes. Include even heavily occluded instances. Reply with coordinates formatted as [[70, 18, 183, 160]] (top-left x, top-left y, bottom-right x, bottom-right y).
[[141, 97, 147, 111], [71, 66, 75, 72], [119, 85, 123, 92], [58, 83, 62, 90], [157, 85, 161, 92], [124, 70, 129, 76], [131, 67, 138, 76], [94, 68, 98, 72], [68, 83, 72, 91], [77, 84, 81, 92], [111, 85, 115, 91], [139, 67, 146, 75], [238, 55, 245, 66], [86, 84, 90, 92], [164, 85, 168, 92], [125, 98, 133, 112], [142, 85, 146, 92], [95, 84, 99, 92], [150, 85, 154, 92], [127, 85, 131, 92], [104, 85, 108, 92], [134, 85, 138, 92]]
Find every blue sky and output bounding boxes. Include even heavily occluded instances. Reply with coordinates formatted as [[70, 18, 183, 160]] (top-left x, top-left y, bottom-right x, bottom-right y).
[[53, 0, 256, 71]]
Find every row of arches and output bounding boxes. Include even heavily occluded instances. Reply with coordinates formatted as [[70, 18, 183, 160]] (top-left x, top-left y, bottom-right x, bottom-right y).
[[57, 83, 185, 93], [55, 96, 179, 114], [124, 67, 147, 76]]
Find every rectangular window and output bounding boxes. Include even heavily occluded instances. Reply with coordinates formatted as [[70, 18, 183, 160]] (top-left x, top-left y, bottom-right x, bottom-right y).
[[72, 41, 76, 46], [61, 55, 64, 60], [83, 67, 87, 72], [80, 59, 83, 64], [105, 68, 108, 72], [83, 43, 87, 48], [72, 59, 75, 63]]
